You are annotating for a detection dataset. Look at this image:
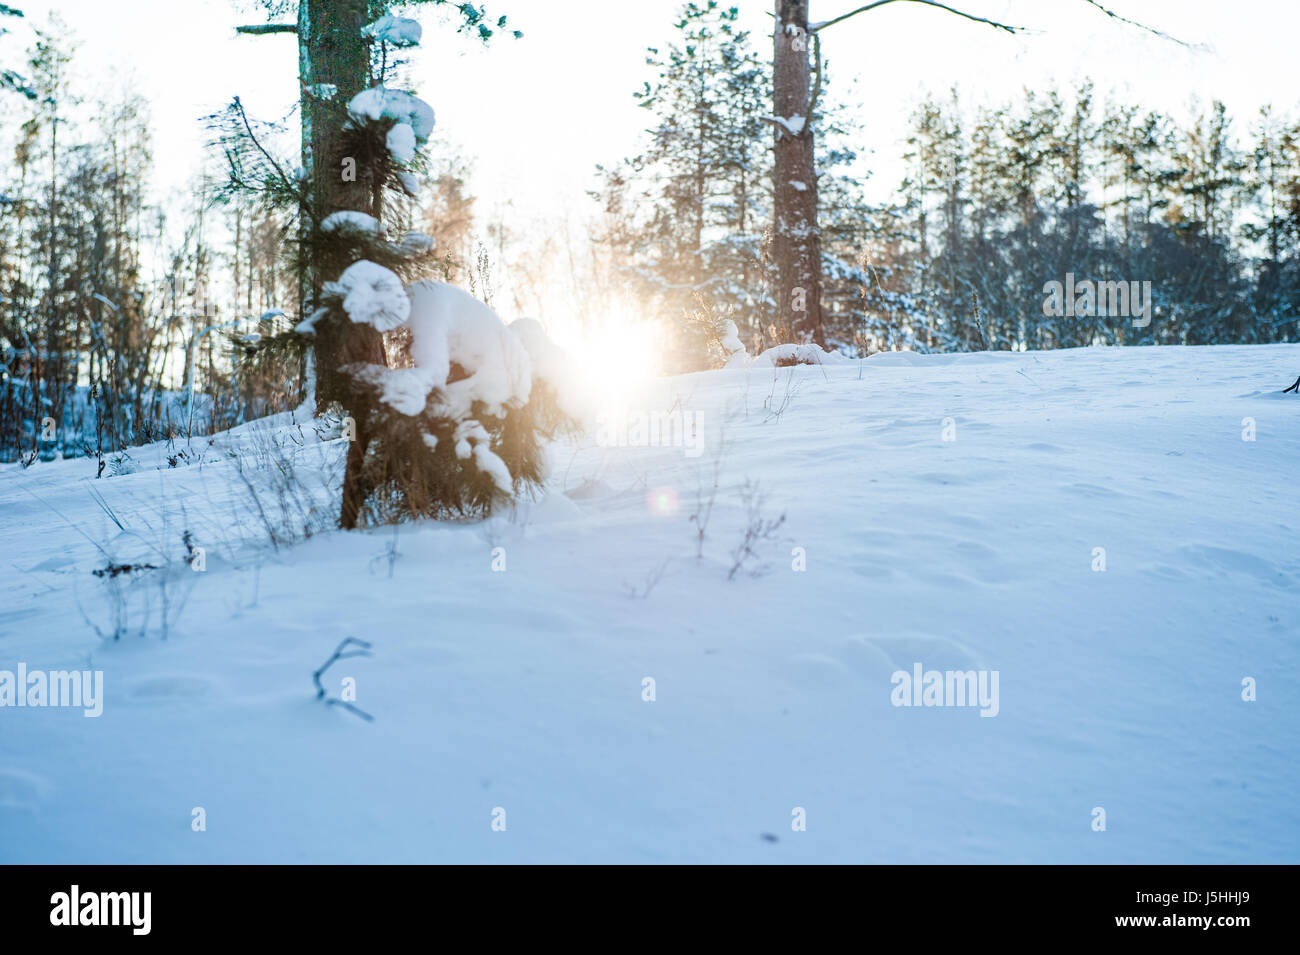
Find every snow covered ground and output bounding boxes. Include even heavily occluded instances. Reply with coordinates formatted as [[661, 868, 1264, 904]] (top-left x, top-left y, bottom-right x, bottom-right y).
[[1, 343, 1297, 863]]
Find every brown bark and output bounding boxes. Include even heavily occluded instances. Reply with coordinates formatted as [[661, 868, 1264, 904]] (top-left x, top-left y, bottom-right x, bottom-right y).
[[772, 0, 824, 346], [300, 0, 388, 528]]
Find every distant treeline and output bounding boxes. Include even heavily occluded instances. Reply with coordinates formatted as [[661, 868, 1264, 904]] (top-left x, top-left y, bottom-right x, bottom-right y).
[[591, 6, 1300, 367], [873, 84, 1300, 353]]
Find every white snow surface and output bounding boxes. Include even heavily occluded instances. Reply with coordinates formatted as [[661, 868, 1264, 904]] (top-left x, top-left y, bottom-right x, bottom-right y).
[[1, 344, 1298, 862], [748, 342, 852, 367]]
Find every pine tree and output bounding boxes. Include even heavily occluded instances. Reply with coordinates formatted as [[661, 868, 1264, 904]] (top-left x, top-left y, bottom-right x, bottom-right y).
[[230, 1, 569, 526], [592, 2, 774, 370]]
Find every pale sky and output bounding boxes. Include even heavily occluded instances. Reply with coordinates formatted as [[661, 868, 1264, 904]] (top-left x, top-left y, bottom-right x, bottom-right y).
[[6, 0, 1297, 216]]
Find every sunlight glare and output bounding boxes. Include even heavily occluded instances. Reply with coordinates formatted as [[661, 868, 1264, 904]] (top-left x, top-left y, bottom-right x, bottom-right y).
[[568, 302, 662, 405]]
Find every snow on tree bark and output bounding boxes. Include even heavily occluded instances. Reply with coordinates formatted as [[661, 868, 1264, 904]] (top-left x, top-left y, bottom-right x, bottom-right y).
[[772, 0, 824, 347], [299, 0, 389, 529]]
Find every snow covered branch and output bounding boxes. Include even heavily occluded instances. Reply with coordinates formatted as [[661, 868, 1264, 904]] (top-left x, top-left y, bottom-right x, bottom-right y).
[[760, 113, 807, 138]]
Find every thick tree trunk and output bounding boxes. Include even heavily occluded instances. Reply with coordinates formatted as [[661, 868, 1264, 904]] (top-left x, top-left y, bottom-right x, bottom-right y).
[[300, 0, 388, 528], [772, 0, 824, 346]]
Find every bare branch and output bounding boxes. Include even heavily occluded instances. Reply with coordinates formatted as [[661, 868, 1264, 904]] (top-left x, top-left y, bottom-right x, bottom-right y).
[[1078, 0, 1197, 49], [811, 0, 1197, 49], [808, 31, 824, 121], [811, 0, 1024, 34], [235, 24, 298, 36], [231, 96, 295, 195]]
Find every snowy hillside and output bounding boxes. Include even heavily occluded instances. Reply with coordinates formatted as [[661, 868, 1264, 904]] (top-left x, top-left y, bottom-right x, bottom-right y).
[[1, 343, 1297, 863]]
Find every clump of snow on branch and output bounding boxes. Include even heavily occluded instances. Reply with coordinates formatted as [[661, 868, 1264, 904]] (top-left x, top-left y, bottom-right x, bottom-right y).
[[321, 210, 385, 237], [718, 319, 746, 356], [347, 88, 436, 143], [363, 14, 423, 47], [762, 113, 806, 137], [453, 419, 513, 493], [398, 230, 435, 254], [349, 363, 437, 416], [720, 319, 752, 368], [346, 281, 580, 495], [405, 280, 533, 420], [396, 172, 420, 197], [295, 307, 328, 335], [327, 260, 411, 331], [386, 123, 417, 164], [509, 317, 586, 420]]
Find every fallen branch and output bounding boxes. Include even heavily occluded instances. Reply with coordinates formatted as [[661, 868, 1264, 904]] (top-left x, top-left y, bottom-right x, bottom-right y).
[[312, 637, 375, 722]]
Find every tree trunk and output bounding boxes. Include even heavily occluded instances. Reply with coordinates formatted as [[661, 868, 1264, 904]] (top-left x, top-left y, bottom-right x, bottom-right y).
[[772, 0, 824, 346], [300, 0, 388, 529]]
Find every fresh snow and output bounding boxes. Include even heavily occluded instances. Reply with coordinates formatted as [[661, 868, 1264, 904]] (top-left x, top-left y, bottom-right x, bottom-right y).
[[763, 114, 806, 137], [320, 211, 385, 237], [397, 230, 435, 254], [295, 307, 329, 336], [405, 280, 533, 420], [746, 342, 852, 367], [1, 344, 1298, 863], [386, 123, 417, 165], [717, 319, 746, 357], [453, 419, 513, 494], [350, 363, 437, 417], [347, 87, 435, 143], [363, 14, 422, 48], [509, 317, 586, 420], [330, 260, 410, 331]]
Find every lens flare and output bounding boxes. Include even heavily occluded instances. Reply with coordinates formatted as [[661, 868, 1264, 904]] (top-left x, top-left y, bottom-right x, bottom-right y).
[[646, 485, 678, 517]]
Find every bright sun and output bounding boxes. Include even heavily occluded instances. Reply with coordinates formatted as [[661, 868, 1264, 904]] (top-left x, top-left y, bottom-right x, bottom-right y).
[[567, 304, 662, 404]]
